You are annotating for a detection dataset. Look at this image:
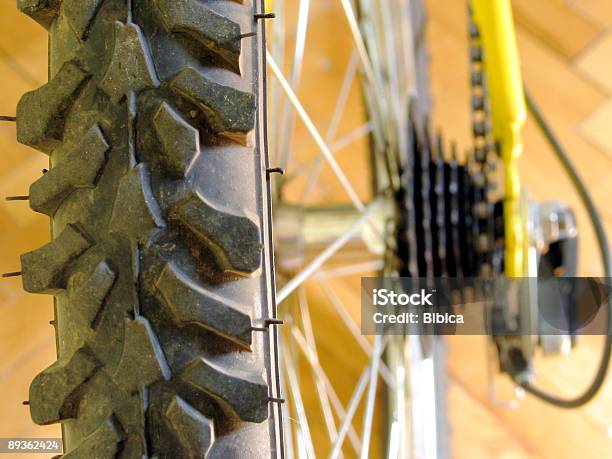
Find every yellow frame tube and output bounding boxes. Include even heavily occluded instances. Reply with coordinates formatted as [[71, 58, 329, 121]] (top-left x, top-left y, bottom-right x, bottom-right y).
[[472, 0, 526, 277]]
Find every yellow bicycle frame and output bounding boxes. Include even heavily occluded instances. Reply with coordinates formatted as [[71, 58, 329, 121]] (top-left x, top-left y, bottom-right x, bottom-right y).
[[471, 0, 526, 277]]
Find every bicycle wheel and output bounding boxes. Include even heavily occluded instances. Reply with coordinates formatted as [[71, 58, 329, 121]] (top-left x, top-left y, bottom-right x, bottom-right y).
[[16, 0, 460, 457], [17, 0, 281, 457], [267, 0, 451, 457]]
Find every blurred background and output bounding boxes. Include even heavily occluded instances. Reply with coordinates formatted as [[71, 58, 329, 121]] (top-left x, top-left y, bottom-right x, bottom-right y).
[[1, 0, 612, 457]]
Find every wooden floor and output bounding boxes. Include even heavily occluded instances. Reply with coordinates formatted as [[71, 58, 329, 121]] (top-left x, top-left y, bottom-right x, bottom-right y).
[[0, 1, 611, 458]]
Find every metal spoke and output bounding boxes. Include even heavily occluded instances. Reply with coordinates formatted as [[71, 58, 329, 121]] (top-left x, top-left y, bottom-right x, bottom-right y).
[[326, 51, 359, 142], [360, 333, 384, 459], [283, 343, 316, 459], [276, 197, 383, 303], [328, 336, 389, 459], [338, 0, 389, 153], [267, 51, 366, 212], [297, 431, 310, 459], [318, 279, 368, 351], [318, 279, 395, 388], [283, 122, 373, 190], [291, 326, 362, 453], [339, 0, 383, 106], [313, 259, 384, 279], [278, 0, 311, 170], [299, 49, 359, 203], [300, 122, 373, 203], [297, 288, 340, 447], [280, 354, 297, 459], [328, 369, 368, 459], [339, 0, 403, 193], [330, 122, 373, 153]]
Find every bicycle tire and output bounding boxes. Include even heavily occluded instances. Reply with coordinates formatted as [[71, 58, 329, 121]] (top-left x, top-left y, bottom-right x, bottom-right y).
[[16, 0, 281, 457]]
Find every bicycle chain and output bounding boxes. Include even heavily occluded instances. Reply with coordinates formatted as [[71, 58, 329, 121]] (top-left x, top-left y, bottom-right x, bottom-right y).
[[468, 9, 503, 278]]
